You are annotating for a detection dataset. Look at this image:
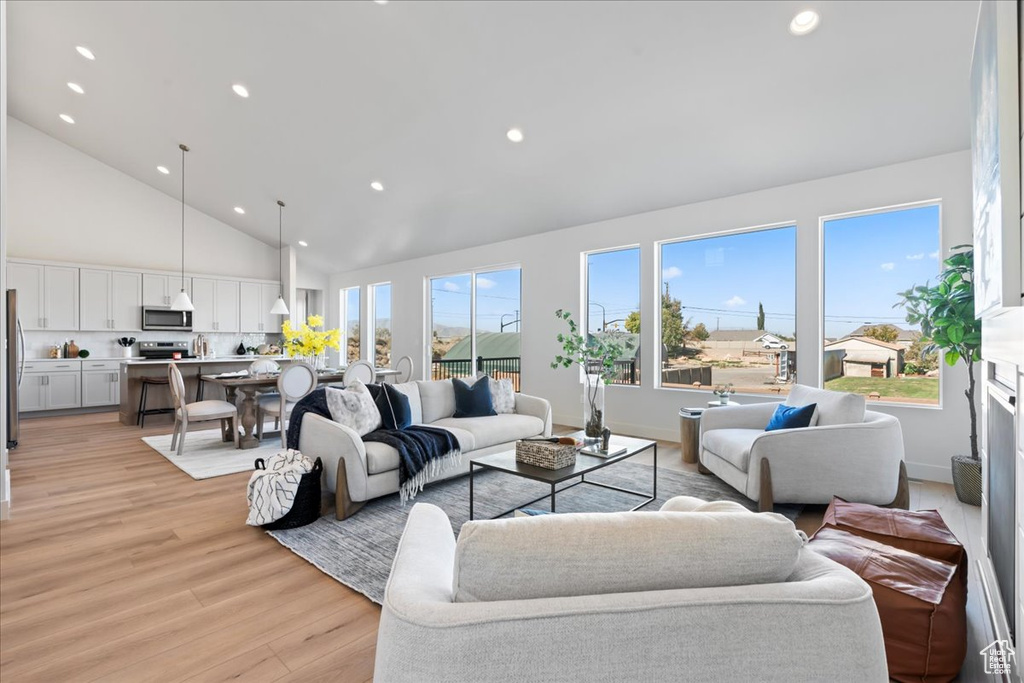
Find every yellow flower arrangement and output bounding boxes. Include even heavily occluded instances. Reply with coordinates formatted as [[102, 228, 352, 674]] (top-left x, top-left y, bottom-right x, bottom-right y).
[[281, 315, 341, 359]]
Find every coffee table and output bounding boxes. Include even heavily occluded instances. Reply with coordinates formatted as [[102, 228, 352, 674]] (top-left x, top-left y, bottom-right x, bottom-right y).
[[469, 432, 657, 520]]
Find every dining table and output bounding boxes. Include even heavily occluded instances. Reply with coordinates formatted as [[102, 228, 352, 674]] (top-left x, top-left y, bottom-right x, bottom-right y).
[[200, 367, 403, 449]]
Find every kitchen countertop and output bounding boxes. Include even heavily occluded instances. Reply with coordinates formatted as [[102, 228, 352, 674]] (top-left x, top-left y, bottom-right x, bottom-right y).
[[121, 355, 288, 366]]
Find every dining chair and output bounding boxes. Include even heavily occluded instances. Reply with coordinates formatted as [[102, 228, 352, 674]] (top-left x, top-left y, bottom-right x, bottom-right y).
[[168, 362, 240, 456], [394, 355, 414, 383], [257, 362, 317, 447], [343, 359, 376, 386]]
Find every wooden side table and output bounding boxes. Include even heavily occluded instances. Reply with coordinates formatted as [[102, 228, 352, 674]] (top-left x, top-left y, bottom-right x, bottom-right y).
[[678, 410, 701, 464]]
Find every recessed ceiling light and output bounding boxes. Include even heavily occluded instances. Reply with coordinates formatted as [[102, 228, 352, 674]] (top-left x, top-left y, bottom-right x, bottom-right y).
[[232, 84, 249, 98], [789, 10, 820, 35], [506, 127, 524, 143], [298, 240, 309, 247], [67, 82, 85, 94], [75, 46, 95, 60], [374, 0, 389, 4], [370, 181, 384, 192], [157, 165, 170, 174], [59, 113, 75, 124], [234, 206, 246, 214]]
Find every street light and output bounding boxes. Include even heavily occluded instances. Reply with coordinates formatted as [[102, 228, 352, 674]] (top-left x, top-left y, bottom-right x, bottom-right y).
[[500, 313, 521, 332], [589, 302, 607, 331]]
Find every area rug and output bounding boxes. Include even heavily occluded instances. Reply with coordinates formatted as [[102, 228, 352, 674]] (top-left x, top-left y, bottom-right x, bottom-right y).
[[268, 461, 801, 604], [142, 429, 284, 480]]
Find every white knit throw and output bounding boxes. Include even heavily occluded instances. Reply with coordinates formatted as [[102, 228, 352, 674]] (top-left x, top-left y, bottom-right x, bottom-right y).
[[246, 450, 315, 526]]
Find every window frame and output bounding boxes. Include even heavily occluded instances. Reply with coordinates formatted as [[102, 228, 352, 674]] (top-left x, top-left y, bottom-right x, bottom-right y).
[[818, 198, 944, 410], [654, 221, 798, 394], [582, 244, 643, 388], [370, 281, 392, 368], [339, 285, 361, 366]]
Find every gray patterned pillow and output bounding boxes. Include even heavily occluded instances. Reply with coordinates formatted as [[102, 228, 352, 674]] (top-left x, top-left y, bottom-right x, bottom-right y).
[[326, 380, 382, 436], [472, 374, 515, 414]]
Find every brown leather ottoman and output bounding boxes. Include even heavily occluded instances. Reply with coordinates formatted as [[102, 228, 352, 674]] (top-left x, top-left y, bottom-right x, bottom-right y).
[[809, 499, 968, 683]]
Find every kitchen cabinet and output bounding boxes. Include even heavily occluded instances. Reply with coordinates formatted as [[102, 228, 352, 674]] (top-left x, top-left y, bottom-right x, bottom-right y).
[[82, 269, 143, 331], [239, 282, 285, 334], [143, 273, 191, 307], [82, 369, 120, 407], [21, 361, 82, 412], [18, 375, 45, 412], [47, 372, 82, 410], [6, 262, 78, 330], [192, 277, 239, 332]]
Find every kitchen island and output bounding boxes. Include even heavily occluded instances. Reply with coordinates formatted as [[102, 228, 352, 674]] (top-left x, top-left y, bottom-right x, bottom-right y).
[[118, 356, 292, 426]]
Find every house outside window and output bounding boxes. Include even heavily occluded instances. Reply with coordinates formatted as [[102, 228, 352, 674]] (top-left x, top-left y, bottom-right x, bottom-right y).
[[658, 225, 797, 395], [822, 202, 941, 405]]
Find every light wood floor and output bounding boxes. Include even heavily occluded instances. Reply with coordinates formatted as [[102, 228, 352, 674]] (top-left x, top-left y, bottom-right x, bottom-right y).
[[0, 412, 993, 682]]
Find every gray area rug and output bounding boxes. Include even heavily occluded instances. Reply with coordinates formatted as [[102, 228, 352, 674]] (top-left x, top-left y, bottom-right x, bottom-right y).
[[267, 460, 801, 605]]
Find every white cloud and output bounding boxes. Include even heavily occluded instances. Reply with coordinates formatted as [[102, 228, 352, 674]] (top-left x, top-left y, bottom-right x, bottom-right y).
[[662, 266, 682, 280], [724, 295, 746, 308], [442, 281, 460, 292], [929, 250, 941, 259], [906, 253, 925, 260], [476, 276, 496, 289], [880, 262, 895, 271]]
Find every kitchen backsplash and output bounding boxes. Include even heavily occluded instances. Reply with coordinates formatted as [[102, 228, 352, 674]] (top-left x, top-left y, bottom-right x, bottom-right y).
[[22, 330, 276, 360]]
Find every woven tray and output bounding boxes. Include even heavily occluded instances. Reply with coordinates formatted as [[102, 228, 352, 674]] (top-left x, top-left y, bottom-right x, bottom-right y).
[[515, 440, 577, 470]]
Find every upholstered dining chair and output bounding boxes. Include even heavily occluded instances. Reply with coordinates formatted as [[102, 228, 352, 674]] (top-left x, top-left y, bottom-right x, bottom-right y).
[[394, 355, 414, 383], [343, 359, 376, 386], [257, 362, 317, 447], [168, 362, 240, 456]]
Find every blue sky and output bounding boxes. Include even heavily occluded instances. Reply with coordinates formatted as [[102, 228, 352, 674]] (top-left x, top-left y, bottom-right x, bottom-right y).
[[431, 268, 521, 334], [823, 204, 940, 338]]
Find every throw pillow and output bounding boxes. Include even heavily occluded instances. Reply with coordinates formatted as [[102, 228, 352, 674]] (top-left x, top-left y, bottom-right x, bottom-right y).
[[325, 380, 382, 436], [453, 376, 497, 418], [765, 403, 817, 432], [489, 377, 516, 414], [374, 383, 412, 430]]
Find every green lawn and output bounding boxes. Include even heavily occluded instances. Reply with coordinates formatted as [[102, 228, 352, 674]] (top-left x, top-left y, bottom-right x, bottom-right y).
[[825, 376, 939, 402]]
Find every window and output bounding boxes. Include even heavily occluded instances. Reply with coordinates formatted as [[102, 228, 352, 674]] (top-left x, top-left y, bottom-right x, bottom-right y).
[[429, 267, 522, 388], [585, 247, 641, 385], [372, 283, 392, 367], [341, 286, 361, 365], [823, 203, 940, 405], [659, 225, 796, 394]]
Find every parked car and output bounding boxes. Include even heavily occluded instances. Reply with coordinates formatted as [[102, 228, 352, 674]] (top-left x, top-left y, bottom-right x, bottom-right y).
[[762, 340, 788, 349]]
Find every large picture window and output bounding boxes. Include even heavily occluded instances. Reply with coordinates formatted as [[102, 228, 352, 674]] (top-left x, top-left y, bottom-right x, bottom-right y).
[[585, 247, 641, 385], [659, 225, 796, 394], [372, 282, 392, 368], [823, 203, 940, 405], [341, 286, 361, 365], [429, 267, 522, 388]]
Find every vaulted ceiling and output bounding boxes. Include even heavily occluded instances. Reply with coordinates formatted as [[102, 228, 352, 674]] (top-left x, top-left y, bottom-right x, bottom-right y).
[[7, 0, 979, 273]]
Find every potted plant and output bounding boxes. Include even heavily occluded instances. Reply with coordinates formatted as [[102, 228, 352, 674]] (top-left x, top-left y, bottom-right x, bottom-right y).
[[896, 245, 982, 505], [712, 383, 735, 405], [551, 309, 633, 439]]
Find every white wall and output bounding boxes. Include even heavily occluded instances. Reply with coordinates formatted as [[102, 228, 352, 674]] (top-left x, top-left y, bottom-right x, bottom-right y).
[[330, 150, 972, 484], [6, 117, 280, 280], [1, 0, 10, 518]]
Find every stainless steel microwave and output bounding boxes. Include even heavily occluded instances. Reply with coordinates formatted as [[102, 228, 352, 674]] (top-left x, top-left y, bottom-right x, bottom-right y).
[[142, 307, 193, 331]]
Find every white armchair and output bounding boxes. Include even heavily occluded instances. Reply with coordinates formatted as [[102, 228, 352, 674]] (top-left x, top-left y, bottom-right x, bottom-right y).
[[698, 385, 908, 512]]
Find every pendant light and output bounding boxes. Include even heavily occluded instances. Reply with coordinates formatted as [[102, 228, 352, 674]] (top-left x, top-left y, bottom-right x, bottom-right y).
[[170, 143, 195, 312], [269, 199, 290, 315]]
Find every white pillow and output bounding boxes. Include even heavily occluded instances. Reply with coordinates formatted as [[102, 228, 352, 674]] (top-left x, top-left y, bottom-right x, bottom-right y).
[[785, 384, 865, 426], [472, 374, 515, 414], [325, 380, 381, 436]]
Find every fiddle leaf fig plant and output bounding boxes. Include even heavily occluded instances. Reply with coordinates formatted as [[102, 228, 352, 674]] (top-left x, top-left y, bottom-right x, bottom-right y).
[[895, 245, 981, 459]]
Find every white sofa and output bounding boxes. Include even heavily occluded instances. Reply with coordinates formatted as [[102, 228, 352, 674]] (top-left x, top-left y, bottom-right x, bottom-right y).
[[298, 379, 552, 518], [699, 384, 908, 512], [374, 497, 889, 682]]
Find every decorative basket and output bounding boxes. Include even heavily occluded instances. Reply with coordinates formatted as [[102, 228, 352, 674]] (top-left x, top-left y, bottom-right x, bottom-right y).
[[255, 456, 323, 530], [515, 440, 577, 470]]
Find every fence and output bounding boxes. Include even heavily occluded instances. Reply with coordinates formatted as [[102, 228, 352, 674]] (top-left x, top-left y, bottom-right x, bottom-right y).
[[431, 356, 521, 391], [660, 366, 713, 387], [585, 359, 639, 385]]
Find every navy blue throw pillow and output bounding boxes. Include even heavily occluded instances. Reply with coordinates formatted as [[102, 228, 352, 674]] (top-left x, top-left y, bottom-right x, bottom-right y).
[[453, 376, 496, 418], [765, 403, 817, 432], [374, 383, 412, 430]]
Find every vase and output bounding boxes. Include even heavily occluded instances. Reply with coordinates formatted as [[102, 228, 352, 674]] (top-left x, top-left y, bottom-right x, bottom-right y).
[[583, 374, 605, 439], [719, 395, 730, 405], [304, 352, 326, 371]]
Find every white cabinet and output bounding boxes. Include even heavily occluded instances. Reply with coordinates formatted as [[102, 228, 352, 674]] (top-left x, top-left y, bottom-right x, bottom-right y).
[[47, 373, 82, 410], [21, 361, 82, 412], [81, 269, 142, 331], [143, 273, 191, 307], [192, 277, 239, 332], [6, 262, 78, 330], [7, 262, 45, 330], [18, 375, 46, 412], [240, 282, 285, 334], [82, 370, 120, 407]]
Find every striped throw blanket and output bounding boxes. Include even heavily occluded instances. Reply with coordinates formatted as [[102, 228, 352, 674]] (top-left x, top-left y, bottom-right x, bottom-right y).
[[246, 450, 315, 526]]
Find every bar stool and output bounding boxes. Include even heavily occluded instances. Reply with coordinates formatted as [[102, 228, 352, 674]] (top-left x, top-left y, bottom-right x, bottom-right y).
[[137, 376, 174, 428]]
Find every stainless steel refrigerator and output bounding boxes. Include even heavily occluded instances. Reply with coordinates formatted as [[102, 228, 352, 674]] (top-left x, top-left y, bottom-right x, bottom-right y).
[[6, 289, 23, 449]]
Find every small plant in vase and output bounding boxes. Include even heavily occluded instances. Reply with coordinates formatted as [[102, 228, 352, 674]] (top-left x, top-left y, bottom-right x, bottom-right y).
[[713, 383, 735, 405], [550, 309, 633, 439]]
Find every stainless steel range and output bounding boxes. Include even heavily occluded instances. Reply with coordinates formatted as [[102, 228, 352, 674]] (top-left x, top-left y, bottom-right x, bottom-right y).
[[138, 341, 195, 360]]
